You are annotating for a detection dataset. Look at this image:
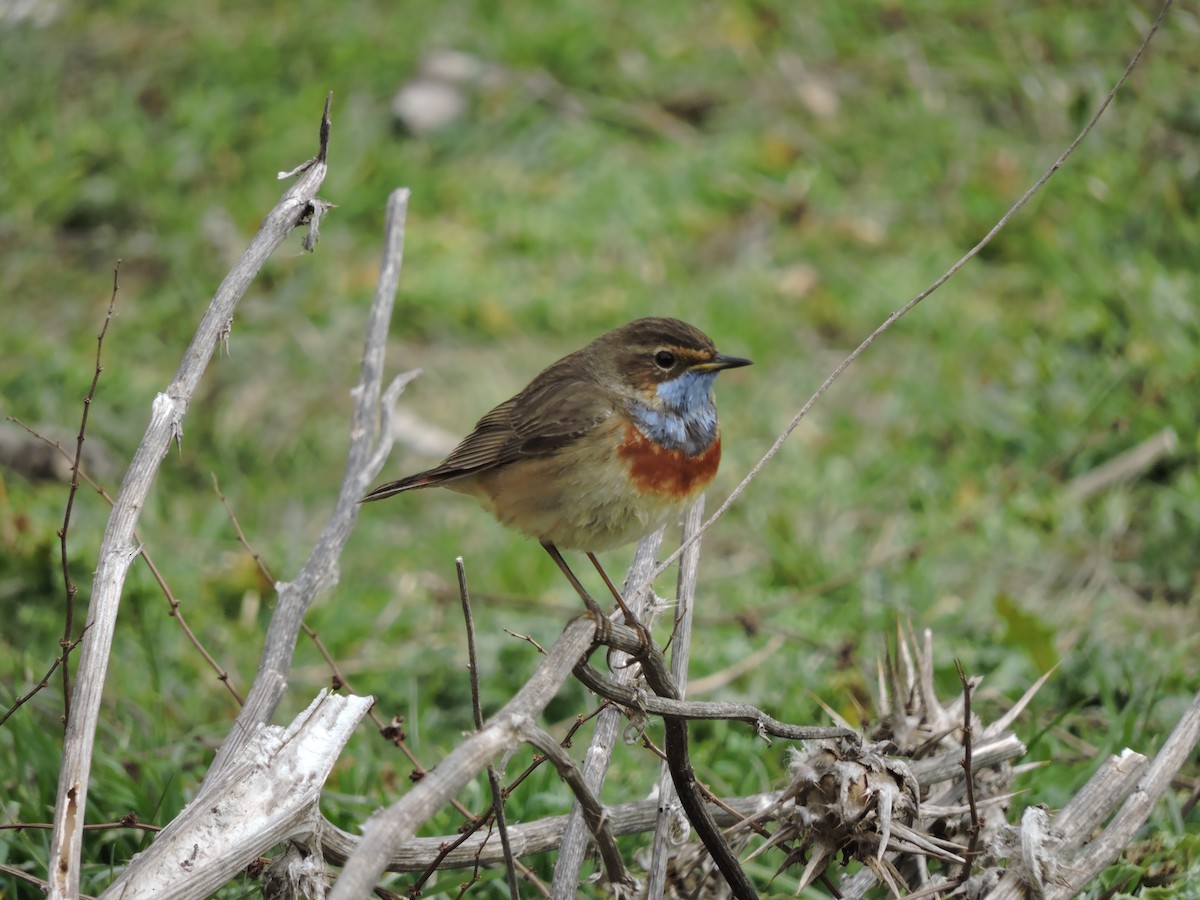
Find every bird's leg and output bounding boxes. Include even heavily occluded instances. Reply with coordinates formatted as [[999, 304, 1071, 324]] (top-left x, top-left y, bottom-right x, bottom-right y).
[[586, 552, 639, 623], [541, 542, 606, 621], [587, 552, 653, 652]]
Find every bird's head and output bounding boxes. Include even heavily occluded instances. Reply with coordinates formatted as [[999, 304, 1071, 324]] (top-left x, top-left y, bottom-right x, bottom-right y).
[[597, 317, 752, 415]]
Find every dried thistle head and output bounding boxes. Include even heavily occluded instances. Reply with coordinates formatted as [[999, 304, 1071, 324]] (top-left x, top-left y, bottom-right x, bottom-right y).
[[762, 737, 923, 892], [659, 627, 1036, 895]]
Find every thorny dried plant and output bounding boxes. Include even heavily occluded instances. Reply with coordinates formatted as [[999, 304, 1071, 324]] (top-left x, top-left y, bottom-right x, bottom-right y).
[[658, 627, 1036, 898]]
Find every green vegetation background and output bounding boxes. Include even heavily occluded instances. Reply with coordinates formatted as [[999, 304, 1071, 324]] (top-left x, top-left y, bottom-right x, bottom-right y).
[[2, 0, 1197, 896]]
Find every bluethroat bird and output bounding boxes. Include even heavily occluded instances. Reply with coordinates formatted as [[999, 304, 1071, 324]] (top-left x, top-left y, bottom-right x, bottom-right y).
[[361, 317, 751, 616]]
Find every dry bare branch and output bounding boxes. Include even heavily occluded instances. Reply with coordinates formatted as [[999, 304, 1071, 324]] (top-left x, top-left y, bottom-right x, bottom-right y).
[[46, 96, 334, 900], [601, 624, 758, 896], [58, 261, 120, 721], [1064, 426, 1180, 501], [99, 691, 372, 900], [522, 723, 634, 891], [327, 616, 598, 899], [550, 529, 664, 894], [321, 791, 782, 871], [647, 497, 705, 897], [954, 659, 983, 885], [0, 427, 246, 708], [205, 185, 414, 785], [985, 688, 1200, 900], [457, 556, 520, 900], [580, 627, 855, 743]]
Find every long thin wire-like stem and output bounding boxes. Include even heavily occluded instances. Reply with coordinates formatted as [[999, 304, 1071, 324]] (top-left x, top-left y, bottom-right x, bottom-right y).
[[651, 0, 1174, 584]]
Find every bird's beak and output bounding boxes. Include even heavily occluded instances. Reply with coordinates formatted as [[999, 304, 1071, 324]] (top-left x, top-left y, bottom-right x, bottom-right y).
[[693, 353, 753, 373]]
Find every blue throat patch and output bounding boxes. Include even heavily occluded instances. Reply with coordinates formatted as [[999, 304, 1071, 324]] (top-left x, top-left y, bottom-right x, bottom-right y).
[[631, 370, 719, 455]]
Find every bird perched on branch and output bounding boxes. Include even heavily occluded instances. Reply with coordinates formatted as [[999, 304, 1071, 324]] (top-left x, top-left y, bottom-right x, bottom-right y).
[[361, 317, 751, 614]]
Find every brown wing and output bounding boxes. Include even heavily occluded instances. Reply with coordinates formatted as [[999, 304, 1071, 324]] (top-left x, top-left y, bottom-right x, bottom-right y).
[[442, 374, 614, 469], [361, 369, 613, 501]]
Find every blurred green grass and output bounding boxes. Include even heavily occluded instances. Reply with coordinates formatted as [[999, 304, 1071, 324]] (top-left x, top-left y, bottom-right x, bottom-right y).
[[2, 0, 1198, 895]]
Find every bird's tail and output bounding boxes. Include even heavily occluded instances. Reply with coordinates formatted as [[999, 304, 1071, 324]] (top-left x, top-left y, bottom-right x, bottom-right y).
[[359, 472, 444, 503]]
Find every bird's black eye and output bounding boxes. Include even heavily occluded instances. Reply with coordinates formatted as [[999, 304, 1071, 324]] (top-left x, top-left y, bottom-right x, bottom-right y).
[[653, 350, 676, 370]]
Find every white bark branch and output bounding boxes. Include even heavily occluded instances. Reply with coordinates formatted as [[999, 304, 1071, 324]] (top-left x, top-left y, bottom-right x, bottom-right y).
[[99, 691, 372, 900], [982, 689, 1200, 900], [320, 791, 782, 871], [1051, 689, 1200, 898], [46, 96, 334, 900], [204, 185, 414, 786]]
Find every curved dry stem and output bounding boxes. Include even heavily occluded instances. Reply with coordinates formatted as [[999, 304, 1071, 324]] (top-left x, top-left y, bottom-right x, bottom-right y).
[[573, 661, 854, 743], [522, 723, 633, 889], [650, 0, 1173, 583]]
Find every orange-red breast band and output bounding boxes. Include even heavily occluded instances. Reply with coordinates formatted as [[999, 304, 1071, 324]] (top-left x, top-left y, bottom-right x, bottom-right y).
[[616, 424, 721, 500]]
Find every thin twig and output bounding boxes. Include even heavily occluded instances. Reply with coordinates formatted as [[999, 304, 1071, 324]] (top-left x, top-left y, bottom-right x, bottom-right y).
[[459, 557, 484, 732], [954, 659, 981, 885], [160, 575, 245, 703], [457, 557, 520, 900], [0, 424, 244, 708], [0, 863, 96, 900], [522, 723, 634, 889], [212, 472, 275, 585], [504, 629, 547, 654], [9, 427, 246, 710], [57, 261, 120, 725], [650, 0, 1175, 585], [592, 621, 760, 897], [0, 816, 160, 834], [0, 633, 84, 727], [410, 814, 492, 895], [574, 661, 853, 742], [503, 703, 607, 797]]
